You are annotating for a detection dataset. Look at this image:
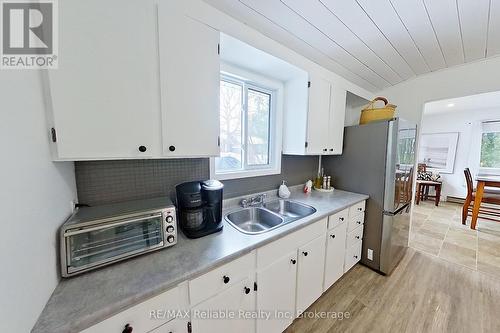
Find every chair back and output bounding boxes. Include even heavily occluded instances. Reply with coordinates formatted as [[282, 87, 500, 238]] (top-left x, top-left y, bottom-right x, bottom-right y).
[[464, 168, 474, 197], [418, 163, 427, 172]]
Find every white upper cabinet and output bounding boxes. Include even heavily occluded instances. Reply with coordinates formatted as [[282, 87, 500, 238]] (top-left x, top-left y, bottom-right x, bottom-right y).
[[47, 0, 158, 160], [328, 86, 347, 155], [158, 2, 220, 158], [305, 77, 331, 155], [46, 0, 221, 160], [283, 73, 347, 155]]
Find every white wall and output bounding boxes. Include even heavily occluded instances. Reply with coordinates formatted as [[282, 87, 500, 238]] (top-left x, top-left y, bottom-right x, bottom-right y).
[[378, 56, 500, 124], [0, 70, 77, 332], [420, 108, 500, 199]]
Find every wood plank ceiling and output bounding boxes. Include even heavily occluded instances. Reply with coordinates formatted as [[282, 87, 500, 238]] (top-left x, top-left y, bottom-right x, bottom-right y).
[[204, 0, 499, 92]]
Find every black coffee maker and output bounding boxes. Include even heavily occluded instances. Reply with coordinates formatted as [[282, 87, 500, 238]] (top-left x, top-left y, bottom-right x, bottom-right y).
[[175, 180, 224, 238]]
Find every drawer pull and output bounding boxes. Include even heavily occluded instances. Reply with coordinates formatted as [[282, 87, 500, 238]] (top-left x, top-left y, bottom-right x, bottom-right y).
[[122, 324, 133, 333], [244, 287, 251, 294], [223, 275, 230, 284], [330, 234, 336, 239], [302, 251, 308, 256], [291, 259, 296, 265]]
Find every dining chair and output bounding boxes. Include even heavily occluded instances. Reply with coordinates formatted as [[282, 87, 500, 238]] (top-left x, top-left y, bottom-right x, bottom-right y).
[[462, 168, 500, 224]]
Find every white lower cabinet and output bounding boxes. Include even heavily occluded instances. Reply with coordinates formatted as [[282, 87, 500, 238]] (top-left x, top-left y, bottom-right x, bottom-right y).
[[324, 222, 347, 290], [344, 241, 363, 272], [81, 201, 367, 333], [296, 235, 326, 314], [81, 284, 188, 333], [190, 277, 256, 333], [256, 251, 297, 333]]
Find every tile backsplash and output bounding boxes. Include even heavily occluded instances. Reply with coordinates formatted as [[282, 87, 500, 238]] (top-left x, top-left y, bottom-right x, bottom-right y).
[[75, 159, 209, 206], [75, 155, 318, 206]]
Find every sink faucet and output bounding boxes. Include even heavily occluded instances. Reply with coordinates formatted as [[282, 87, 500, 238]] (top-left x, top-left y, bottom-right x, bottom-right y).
[[241, 193, 267, 208]]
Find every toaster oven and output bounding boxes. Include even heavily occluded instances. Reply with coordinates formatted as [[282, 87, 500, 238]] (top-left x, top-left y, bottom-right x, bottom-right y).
[[60, 197, 177, 277]]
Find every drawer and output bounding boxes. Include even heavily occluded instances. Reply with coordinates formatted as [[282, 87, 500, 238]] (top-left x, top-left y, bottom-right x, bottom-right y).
[[257, 218, 327, 269], [81, 284, 187, 333], [349, 201, 366, 217], [344, 241, 362, 273], [189, 251, 255, 306], [347, 212, 365, 232], [346, 225, 364, 248], [327, 208, 348, 230]]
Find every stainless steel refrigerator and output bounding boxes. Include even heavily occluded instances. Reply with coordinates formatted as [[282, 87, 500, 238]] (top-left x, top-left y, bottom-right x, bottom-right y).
[[324, 118, 417, 275]]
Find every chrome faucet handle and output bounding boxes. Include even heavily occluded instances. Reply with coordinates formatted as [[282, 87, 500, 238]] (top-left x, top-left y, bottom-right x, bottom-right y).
[[240, 199, 249, 208]]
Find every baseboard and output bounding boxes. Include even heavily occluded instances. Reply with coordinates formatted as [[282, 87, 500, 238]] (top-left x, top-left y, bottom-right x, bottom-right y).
[[447, 196, 466, 204]]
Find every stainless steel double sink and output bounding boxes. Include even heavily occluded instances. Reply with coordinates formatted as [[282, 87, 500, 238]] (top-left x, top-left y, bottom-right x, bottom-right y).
[[225, 199, 316, 235]]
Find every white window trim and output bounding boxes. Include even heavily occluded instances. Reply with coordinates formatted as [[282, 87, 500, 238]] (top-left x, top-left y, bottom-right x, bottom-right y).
[[478, 120, 500, 175], [210, 63, 283, 180]]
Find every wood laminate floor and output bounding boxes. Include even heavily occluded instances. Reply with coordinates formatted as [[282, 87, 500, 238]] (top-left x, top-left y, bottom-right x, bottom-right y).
[[285, 248, 500, 333]]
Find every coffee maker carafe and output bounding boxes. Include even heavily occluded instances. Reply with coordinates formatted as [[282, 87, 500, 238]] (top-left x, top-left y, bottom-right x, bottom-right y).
[[175, 180, 223, 238]]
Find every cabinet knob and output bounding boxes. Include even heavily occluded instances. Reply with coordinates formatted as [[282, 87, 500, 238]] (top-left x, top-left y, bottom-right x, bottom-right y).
[[330, 234, 335, 239], [355, 236, 360, 239], [223, 275, 230, 284], [330, 148, 334, 151], [290, 259, 296, 265], [244, 287, 251, 294], [323, 148, 327, 152], [358, 207, 363, 211], [138, 146, 147, 152], [302, 251, 308, 256], [339, 217, 344, 221], [354, 255, 358, 259], [122, 324, 133, 333], [169, 145, 176, 152], [357, 221, 362, 225]]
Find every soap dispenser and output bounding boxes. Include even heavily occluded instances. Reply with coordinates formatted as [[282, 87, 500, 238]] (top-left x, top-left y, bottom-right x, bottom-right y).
[[278, 180, 291, 199]]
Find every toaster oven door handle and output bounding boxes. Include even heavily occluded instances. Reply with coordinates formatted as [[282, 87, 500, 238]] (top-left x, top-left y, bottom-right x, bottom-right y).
[[64, 214, 164, 237]]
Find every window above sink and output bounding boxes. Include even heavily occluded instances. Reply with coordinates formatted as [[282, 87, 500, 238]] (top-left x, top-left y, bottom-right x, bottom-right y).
[[210, 33, 308, 180]]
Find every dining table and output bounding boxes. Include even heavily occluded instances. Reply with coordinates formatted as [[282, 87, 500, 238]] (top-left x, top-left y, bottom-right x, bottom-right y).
[[471, 174, 500, 229]]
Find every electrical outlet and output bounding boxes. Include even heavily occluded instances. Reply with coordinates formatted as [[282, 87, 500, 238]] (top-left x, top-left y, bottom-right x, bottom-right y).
[[367, 248, 373, 261]]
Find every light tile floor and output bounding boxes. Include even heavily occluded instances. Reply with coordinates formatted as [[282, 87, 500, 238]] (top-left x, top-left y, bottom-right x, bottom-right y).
[[410, 200, 500, 279]]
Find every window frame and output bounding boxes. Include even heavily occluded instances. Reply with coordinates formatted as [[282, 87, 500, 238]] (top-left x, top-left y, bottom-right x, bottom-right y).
[[210, 63, 283, 180], [479, 120, 500, 174]]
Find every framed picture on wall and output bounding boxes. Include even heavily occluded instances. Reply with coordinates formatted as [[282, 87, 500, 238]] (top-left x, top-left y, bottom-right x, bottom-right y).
[[418, 132, 459, 174]]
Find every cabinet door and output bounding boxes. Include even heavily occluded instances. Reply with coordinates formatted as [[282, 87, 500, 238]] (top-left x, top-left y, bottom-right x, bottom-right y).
[[306, 76, 331, 155], [324, 223, 347, 290], [191, 278, 255, 333], [158, 2, 220, 157], [296, 235, 326, 314], [256, 251, 297, 333], [327, 86, 347, 155], [48, 0, 157, 160]]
